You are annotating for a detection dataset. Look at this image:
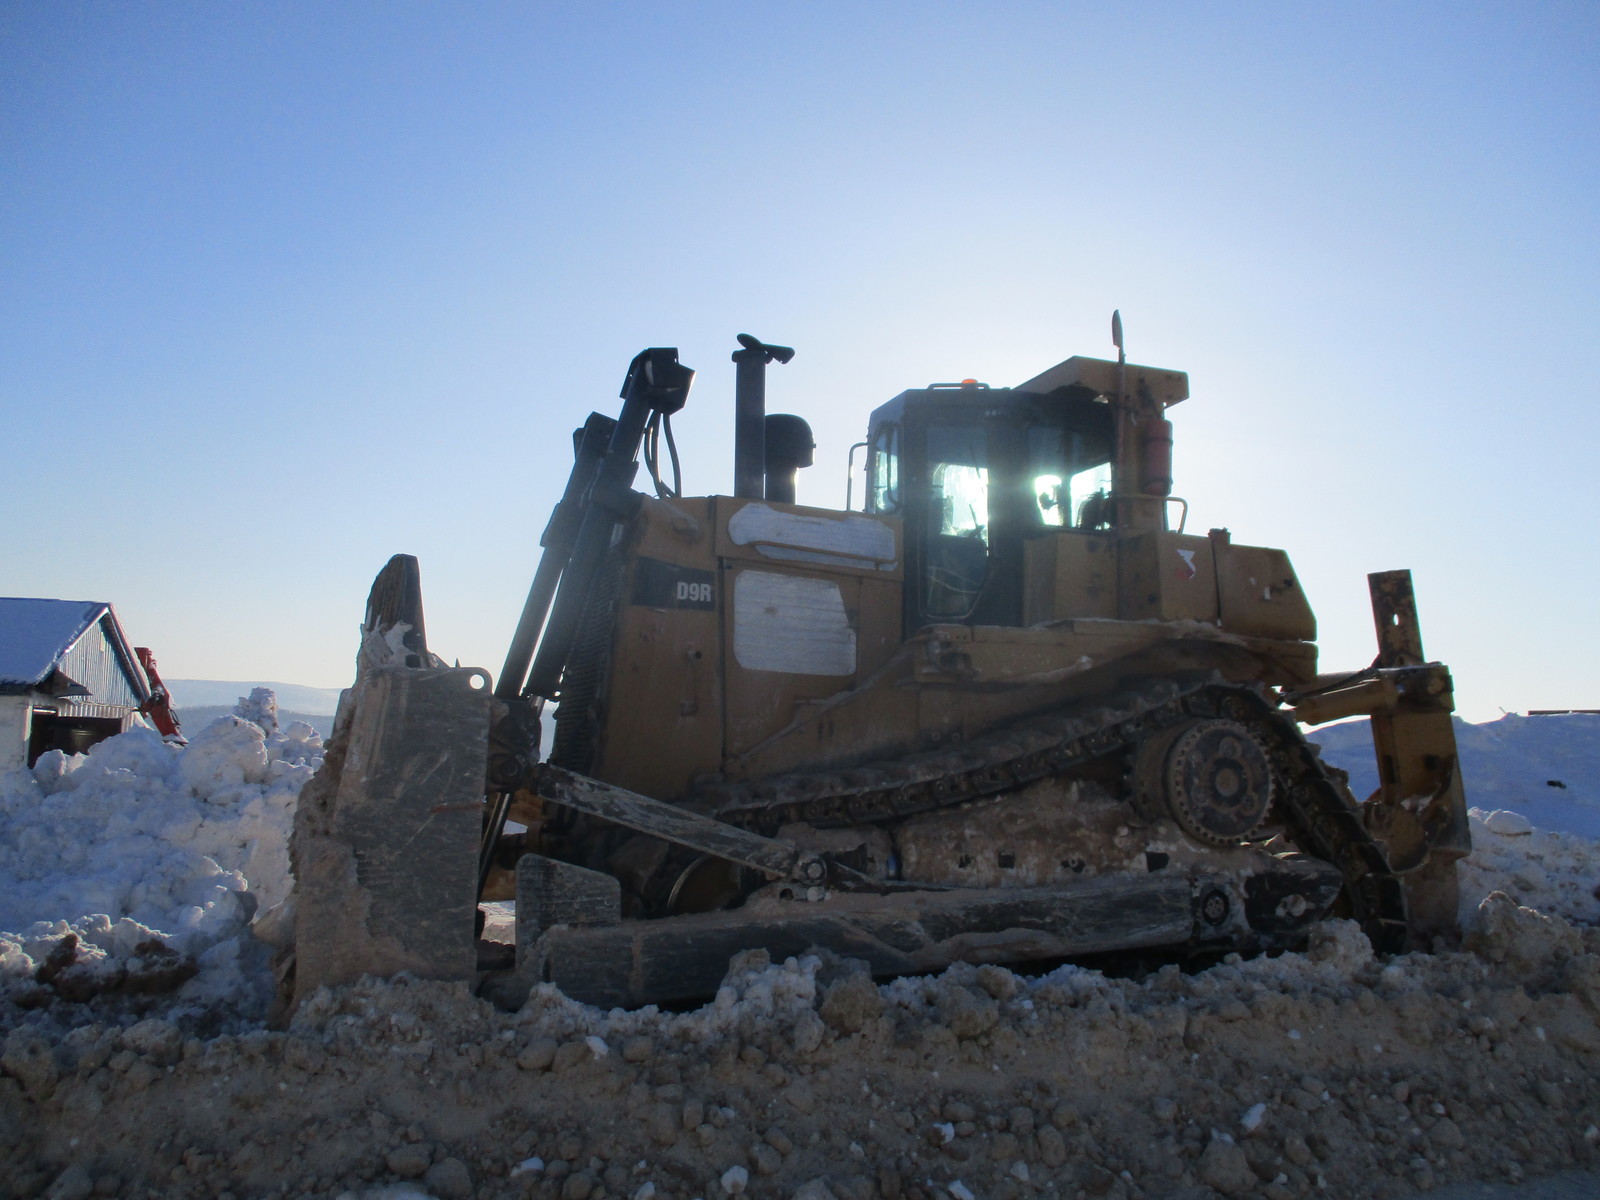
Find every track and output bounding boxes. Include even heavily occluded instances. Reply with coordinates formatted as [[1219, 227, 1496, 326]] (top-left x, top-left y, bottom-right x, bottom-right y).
[[695, 676, 1410, 954]]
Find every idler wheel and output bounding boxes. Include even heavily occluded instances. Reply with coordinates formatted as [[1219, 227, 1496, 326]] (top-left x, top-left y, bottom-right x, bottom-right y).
[[1158, 718, 1274, 845]]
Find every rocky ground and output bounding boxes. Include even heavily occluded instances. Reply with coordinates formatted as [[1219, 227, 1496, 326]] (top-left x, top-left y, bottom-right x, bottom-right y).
[[5, 895, 1600, 1200]]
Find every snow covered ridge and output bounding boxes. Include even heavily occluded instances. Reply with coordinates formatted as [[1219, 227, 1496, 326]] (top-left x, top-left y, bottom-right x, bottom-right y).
[[0, 689, 320, 1012]]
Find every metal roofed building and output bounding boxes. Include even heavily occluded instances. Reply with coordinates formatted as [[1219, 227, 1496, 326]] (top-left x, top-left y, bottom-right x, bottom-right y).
[[0, 597, 153, 770]]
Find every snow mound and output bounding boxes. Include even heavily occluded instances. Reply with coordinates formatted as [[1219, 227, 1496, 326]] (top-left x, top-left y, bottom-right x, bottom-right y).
[[1460, 807, 1600, 928], [0, 695, 320, 1011]]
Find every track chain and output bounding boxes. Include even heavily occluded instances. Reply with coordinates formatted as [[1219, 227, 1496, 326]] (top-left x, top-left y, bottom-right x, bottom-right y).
[[694, 676, 1409, 954]]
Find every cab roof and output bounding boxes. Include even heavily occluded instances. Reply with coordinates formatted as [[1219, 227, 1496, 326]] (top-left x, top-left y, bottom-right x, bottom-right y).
[[1013, 355, 1189, 407]]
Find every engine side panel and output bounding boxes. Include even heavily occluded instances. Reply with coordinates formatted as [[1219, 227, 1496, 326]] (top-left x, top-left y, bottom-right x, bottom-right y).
[[590, 497, 907, 796], [713, 497, 904, 761], [588, 498, 724, 800]]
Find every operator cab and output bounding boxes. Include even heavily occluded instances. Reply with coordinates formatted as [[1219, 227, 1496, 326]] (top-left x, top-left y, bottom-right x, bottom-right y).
[[865, 377, 1116, 632]]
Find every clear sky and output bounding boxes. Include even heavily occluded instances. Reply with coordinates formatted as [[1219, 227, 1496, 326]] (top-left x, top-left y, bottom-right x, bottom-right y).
[[3, 2, 1596, 721]]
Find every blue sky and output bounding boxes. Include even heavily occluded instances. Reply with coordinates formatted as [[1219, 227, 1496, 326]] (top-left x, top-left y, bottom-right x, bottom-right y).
[[3, 2, 1596, 720]]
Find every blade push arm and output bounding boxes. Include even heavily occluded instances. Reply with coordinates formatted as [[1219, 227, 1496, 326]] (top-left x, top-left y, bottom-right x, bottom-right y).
[[534, 764, 826, 885]]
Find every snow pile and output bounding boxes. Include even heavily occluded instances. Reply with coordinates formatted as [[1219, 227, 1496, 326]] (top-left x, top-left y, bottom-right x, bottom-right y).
[[1459, 808, 1600, 928], [0, 690, 320, 1010], [502, 947, 832, 1055], [1453, 712, 1600, 834]]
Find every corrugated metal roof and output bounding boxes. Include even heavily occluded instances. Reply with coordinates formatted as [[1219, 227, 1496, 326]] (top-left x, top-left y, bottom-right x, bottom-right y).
[[0, 598, 110, 686]]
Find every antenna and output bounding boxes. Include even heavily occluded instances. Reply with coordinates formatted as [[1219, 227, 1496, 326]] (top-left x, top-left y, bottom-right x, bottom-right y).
[[1111, 310, 1129, 532]]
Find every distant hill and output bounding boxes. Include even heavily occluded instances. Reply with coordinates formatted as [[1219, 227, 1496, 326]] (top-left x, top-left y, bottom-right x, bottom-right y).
[[164, 679, 343, 715], [175, 706, 336, 739]]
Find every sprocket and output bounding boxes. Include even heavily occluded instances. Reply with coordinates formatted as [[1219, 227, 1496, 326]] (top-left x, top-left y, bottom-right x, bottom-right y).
[[1156, 718, 1275, 845]]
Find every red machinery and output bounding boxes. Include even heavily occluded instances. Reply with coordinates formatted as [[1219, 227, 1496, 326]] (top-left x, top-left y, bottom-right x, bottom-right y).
[[135, 647, 185, 742]]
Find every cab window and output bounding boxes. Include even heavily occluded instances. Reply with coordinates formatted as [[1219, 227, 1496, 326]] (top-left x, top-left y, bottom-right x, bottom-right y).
[[928, 426, 990, 542], [1027, 426, 1113, 531], [924, 424, 990, 619], [868, 422, 901, 514]]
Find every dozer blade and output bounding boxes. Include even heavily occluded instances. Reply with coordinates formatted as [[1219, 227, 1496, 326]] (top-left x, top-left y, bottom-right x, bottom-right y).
[[285, 556, 491, 1016], [294, 664, 490, 995], [533, 764, 825, 883]]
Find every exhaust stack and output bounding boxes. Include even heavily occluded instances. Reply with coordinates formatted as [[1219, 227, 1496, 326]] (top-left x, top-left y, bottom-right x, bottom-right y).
[[732, 333, 794, 500]]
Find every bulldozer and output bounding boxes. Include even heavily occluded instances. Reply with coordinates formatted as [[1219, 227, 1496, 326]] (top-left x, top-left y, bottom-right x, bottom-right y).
[[283, 318, 1470, 1014]]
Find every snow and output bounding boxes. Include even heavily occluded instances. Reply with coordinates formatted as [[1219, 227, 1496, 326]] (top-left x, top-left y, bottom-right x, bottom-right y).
[[0, 597, 106, 686], [1484, 808, 1534, 836], [0, 692, 320, 1011], [1458, 809, 1600, 926]]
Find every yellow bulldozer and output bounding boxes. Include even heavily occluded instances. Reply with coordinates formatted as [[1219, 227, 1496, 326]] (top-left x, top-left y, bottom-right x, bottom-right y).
[[283, 318, 1469, 1014]]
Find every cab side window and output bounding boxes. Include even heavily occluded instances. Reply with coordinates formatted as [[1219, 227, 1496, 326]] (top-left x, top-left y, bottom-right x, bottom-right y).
[[869, 422, 902, 514], [1027, 426, 1113, 532]]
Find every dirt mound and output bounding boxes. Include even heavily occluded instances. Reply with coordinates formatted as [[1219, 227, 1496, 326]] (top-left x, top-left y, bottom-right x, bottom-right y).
[[5, 903, 1600, 1200]]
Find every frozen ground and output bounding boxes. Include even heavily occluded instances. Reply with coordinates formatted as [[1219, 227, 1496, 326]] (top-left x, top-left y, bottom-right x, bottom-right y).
[[0, 706, 1597, 1200]]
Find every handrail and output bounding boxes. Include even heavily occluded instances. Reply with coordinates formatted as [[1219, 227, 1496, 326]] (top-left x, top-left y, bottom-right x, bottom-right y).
[[1104, 493, 1189, 534]]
